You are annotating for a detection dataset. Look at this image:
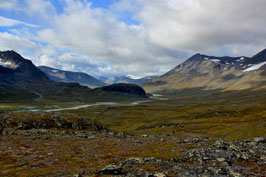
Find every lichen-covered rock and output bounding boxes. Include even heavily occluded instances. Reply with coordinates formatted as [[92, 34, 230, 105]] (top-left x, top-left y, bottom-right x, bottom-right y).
[[78, 118, 107, 132], [17, 121, 34, 130], [53, 116, 70, 129], [71, 122, 83, 130], [98, 164, 122, 175], [146, 172, 167, 177], [122, 157, 162, 168], [0, 112, 108, 132]]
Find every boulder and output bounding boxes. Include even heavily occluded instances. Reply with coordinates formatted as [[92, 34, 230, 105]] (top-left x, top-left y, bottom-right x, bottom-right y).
[[71, 122, 83, 130], [98, 164, 123, 175]]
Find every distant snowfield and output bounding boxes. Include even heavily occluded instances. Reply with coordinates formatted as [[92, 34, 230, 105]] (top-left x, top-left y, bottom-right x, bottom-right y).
[[243, 61, 266, 72], [52, 70, 58, 73], [211, 59, 220, 63], [126, 74, 143, 80]]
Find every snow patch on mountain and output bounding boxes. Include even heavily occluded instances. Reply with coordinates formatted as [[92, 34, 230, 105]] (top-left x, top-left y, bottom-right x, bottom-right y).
[[0, 58, 17, 68], [243, 61, 266, 72], [126, 74, 143, 80], [0, 58, 10, 67], [52, 70, 58, 73], [211, 59, 220, 63]]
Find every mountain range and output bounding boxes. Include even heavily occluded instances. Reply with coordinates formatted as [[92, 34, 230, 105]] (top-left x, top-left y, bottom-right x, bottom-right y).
[[38, 66, 106, 88], [1, 48, 265, 101], [142, 48, 266, 93], [0, 51, 147, 101], [38, 66, 155, 87], [101, 75, 157, 85]]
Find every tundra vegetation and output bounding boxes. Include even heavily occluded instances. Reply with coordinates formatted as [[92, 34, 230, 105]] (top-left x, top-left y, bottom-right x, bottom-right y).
[[0, 88, 265, 176]]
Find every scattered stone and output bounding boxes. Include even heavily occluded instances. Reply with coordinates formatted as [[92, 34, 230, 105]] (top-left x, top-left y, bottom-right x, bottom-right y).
[[153, 172, 167, 177], [98, 164, 122, 175], [73, 174, 82, 177], [217, 158, 225, 162], [17, 121, 34, 130], [146, 172, 167, 177]]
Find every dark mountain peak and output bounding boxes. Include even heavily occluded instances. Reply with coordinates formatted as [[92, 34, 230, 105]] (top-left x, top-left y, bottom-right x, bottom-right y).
[[253, 48, 266, 58], [0, 50, 50, 85], [187, 53, 204, 61], [194, 53, 202, 56], [244, 48, 266, 65], [0, 50, 27, 63], [251, 48, 266, 60], [0, 50, 19, 56], [185, 52, 248, 66]]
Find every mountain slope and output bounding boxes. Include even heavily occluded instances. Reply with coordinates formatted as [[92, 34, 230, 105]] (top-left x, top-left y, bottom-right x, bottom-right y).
[[38, 66, 106, 88], [0, 51, 51, 85], [142, 49, 266, 93]]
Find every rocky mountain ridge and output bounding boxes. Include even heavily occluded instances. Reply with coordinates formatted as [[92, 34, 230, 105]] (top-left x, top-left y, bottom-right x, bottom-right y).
[[143, 48, 266, 92], [102, 74, 157, 85], [38, 66, 106, 88]]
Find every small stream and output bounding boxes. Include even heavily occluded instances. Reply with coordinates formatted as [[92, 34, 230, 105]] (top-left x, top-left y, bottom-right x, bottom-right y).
[[14, 94, 168, 113]]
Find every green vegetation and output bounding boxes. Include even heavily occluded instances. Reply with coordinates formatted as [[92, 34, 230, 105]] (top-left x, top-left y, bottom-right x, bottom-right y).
[[2, 88, 264, 140], [64, 91, 266, 140]]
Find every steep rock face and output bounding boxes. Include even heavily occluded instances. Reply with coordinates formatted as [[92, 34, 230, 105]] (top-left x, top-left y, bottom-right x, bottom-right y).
[[143, 49, 266, 92], [38, 66, 106, 88]]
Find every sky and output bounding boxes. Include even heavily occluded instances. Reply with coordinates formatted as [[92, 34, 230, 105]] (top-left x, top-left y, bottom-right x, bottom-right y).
[[0, 0, 266, 78]]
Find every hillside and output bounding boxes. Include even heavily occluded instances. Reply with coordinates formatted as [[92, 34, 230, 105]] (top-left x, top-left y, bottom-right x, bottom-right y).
[[38, 66, 106, 88], [142, 49, 266, 93]]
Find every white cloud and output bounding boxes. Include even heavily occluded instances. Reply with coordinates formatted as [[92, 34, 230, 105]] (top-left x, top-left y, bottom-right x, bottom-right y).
[[23, 0, 56, 18], [1, 0, 266, 77], [35, 0, 180, 76], [0, 32, 37, 51], [0, 31, 117, 77], [0, 0, 56, 21], [0, 0, 20, 10], [135, 0, 266, 54], [0, 16, 38, 27]]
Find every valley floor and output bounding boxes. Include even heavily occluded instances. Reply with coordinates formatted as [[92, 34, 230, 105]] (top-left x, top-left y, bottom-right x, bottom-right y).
[[0, 89, 266, 176]]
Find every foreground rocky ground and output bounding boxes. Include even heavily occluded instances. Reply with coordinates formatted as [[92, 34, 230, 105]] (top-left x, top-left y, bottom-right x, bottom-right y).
[[0, 112, 265, 176]]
